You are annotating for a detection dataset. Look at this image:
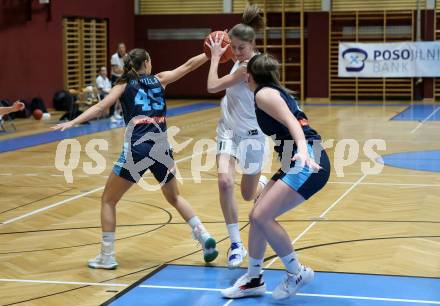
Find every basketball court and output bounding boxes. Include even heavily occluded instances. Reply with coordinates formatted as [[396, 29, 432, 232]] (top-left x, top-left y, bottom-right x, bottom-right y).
[[0, 1, 439, 305]]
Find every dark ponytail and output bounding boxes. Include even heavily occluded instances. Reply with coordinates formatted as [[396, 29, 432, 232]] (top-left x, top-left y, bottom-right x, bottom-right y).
[[117, 48, 150, 85], [229, 4, 264, 43]]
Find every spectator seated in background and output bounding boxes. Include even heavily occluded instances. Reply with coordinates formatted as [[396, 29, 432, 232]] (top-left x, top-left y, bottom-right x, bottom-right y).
[[55, 89, 82, 121], [82, 86, 100, 105], [64, 87, 104, 121], [96, 66, 112, 99]]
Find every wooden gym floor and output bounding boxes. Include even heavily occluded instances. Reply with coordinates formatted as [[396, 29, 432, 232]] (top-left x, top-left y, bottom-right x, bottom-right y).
[[0, 100, 439, 305]]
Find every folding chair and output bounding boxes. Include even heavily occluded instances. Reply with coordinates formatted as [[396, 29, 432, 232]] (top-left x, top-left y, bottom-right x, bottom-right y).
[[0, 114, 17, 132]]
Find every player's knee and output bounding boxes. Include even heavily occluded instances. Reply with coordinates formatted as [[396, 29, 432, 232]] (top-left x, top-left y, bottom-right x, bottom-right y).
[[102, 193, 118, 207], [249, 208, 266, 227], [164, 193, 180, 206], [218, 176, 234, 193], [241, 188, 255, 201]]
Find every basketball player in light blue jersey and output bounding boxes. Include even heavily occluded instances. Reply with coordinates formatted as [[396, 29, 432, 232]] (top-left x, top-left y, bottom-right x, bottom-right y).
[[53, 49, 219, 269]]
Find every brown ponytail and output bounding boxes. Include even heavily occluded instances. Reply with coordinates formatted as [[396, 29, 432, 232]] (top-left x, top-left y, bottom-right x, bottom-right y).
[[242, 4, 264, 31], [229, 4, 264, 43], [117, 48, 150, 85]]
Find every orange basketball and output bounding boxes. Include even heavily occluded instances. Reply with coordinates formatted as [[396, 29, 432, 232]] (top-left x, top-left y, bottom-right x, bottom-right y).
[[204, 31, 234, 63], [32, 109, 43, 120]]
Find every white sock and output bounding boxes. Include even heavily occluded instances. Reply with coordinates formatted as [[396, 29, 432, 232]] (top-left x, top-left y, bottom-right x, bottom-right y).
[[227, 223, 241, 243], [187, 216, 202, 230], [102, 232, 115, 244], [247, 257, 263, 278], [258, 175, 268, 187], [280, 253, 301, 274], [102, 232, 115, 254]]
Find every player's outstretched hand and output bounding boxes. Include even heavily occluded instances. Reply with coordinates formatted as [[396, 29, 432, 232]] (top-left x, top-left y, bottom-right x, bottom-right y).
[[292, 153, 322, 172], [11, 101, 25, 112], [51, 121, 74, 132], [205, 31, 228, 59]]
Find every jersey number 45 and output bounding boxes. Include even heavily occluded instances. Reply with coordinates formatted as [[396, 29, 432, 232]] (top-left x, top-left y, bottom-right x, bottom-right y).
[[134, 88, 164, 111]]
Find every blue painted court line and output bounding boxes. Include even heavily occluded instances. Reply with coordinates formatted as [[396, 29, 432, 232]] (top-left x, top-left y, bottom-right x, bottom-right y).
[[104, 264, 440, 306], [166, 102, 218, 116], [391, 104, 440, 121], [0, 102, 218, 153], [305, 103, 410, 107], [380, 150, 440, 172]]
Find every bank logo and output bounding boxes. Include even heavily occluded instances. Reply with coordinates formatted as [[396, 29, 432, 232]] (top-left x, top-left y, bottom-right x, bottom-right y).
[[342, 48, 368, 72]]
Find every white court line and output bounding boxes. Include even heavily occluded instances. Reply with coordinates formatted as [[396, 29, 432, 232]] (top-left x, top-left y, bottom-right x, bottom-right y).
[[178, 177, 440, 188], [140, 284, 220, 292], [4, 174, 434, 224], [296, 292, 440, 305], [343, 172, 440, 177], [2, 174, 439, 188], [264, 174, 368, 269], [0, 278, 128, 287], [0, 186, 105, 225], [223, 299, 234, 306], [0, 166, 439, 175], [0, 148, 215, 225], [327, 181, 440, 187], [410, 106, 440, 134], [0, 164, 62, 169], [141, 285, 440, 305], [0, 278, 439, 304]]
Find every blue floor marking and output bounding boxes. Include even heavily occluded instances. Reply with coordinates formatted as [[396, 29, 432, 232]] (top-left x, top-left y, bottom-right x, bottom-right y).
[[166, 102, 218, 116], [380, 150, 440, 172], [391, 104, 440, 121], [305, 103, 410, 107], [105, 264, 440, 306], [0, 102, 218, 153]]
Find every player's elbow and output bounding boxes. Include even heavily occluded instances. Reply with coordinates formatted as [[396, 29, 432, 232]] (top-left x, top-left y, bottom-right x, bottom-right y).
[[94, 104, 105, 114], [207, 83, 221, 93]]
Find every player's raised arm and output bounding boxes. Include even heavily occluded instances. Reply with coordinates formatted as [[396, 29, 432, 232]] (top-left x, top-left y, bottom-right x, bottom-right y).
[[0, 101, 25, 116], [51, 84, 125, 131], [155, 53, 209, 88]]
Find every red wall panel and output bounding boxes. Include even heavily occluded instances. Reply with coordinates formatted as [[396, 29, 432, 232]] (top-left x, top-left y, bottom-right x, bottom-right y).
[[0, 0, 134, 107], [422, 10, 434, 99], [135, 14, 241, 98], [4, 7, 434, 104], [306, 12, 329, 99]]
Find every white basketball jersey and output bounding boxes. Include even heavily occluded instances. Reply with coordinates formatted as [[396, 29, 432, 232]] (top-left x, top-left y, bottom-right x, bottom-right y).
[[219, 60, 263, 138]]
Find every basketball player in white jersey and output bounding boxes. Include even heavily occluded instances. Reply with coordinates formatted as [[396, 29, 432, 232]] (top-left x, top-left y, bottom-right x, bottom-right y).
[[206, 5, 268, 268]]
